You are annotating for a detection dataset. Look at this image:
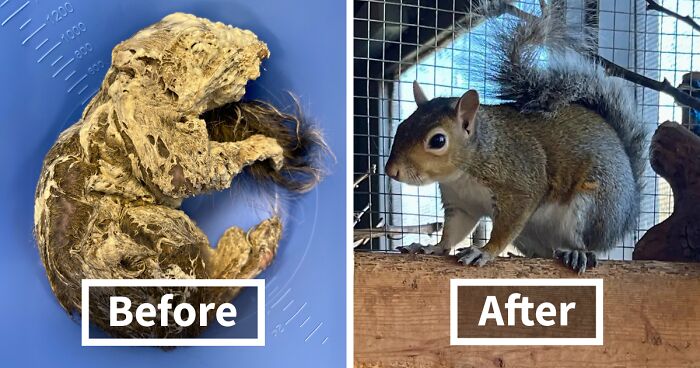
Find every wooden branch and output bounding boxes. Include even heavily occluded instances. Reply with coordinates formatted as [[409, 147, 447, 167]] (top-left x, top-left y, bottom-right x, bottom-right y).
[[354, 202, 371, 226], [594, 55, 700, 111], [354, 164, 377, 188], [355, 253, 700, 367], [353, 222, 443, 242], [354, 218, 386, 248], [646, 0, 700, 33]]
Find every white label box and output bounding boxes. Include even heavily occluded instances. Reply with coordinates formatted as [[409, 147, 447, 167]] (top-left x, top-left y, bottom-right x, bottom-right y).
[[81, 278, 265, 347]]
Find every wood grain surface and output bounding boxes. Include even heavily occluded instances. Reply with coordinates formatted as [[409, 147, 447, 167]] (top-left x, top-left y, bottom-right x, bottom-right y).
[[354, 252, 700, 368]]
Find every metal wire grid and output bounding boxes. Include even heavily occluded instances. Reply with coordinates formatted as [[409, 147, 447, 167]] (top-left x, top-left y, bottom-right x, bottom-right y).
[[353, 0, 693, 260]]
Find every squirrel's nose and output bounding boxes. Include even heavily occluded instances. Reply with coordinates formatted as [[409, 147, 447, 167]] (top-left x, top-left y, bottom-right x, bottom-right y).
[[385, 161, 400, 180]]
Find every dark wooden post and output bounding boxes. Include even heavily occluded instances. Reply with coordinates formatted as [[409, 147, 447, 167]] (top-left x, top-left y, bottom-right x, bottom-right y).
[[633, 121, 700, 261]]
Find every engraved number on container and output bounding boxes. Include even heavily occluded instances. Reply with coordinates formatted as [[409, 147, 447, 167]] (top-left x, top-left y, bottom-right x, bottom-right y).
[[46, 2, 74, 24], [87, 60, 105, 75], [74, 42, 93, 59], [60, 22, 86, 42]]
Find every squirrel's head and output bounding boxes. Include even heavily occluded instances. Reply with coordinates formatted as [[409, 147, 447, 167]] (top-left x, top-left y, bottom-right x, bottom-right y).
[[385, 81, 480, 186]]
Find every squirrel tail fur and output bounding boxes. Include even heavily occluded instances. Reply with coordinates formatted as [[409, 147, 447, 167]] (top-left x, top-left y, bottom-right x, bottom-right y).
[[203, 97, 328, 194], [478, 1, 648, 198]]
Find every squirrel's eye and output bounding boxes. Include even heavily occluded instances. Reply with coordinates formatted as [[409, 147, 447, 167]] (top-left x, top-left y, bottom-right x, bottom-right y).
[[428, 133, 446, 149]]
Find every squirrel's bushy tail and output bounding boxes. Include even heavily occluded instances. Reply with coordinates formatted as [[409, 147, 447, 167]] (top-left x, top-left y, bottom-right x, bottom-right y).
[[477, 1, 648, 193], [203, 97, 328, 194]]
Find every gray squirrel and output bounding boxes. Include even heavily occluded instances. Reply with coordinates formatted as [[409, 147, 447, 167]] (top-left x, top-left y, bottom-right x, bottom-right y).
[[384, 1, 648, 273]]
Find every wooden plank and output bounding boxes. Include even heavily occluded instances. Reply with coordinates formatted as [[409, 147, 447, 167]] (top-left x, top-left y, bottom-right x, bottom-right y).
[[354, 252, 700, 368]]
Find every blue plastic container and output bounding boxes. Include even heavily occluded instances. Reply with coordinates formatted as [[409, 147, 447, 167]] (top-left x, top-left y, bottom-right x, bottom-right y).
[[0, 1, 346, 366]]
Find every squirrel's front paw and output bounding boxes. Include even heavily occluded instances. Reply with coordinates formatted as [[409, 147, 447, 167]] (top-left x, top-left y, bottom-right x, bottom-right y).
[[396, 243, 446, 255], [455, 247, 494, 267]]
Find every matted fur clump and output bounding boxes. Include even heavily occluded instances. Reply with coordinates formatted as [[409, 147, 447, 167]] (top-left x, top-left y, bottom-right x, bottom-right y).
[[33, 12, 326, 339], [204, 99, 327, 194]]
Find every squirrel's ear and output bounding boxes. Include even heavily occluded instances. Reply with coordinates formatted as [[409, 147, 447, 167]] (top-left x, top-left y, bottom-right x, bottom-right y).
[[413, 81, 429, 106], [457, 90, 480, 134]]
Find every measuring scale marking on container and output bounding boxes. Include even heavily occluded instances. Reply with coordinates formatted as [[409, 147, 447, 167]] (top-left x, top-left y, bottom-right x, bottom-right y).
[[3, 0, 102, 105], [1, 0, 330, 346]]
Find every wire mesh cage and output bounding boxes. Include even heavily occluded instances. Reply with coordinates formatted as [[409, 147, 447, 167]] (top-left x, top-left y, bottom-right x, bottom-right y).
[[352, 0, 697, 260]]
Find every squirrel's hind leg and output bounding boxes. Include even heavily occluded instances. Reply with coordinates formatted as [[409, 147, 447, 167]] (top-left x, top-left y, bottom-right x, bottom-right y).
[[535, 195, 600, 274], [201, 216, 281, 304], [551, 218, 600, 274], [554, 249, 599, 274]]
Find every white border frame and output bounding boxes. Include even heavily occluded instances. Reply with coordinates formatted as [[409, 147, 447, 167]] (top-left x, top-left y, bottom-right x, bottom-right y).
[[450, 278, 603, 346], [345, 0, 354, 365], [81, 278, 265, 347]]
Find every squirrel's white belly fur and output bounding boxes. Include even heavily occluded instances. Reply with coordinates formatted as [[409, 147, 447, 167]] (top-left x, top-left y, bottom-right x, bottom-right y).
[[518, 196, 593, 257], [440, 173, 494, 219], [440, 173, 591, 257]]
